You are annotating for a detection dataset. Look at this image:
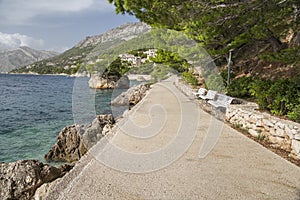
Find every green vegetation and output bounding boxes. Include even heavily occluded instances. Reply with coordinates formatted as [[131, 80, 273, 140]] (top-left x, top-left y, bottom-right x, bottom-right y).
[[227, 76, 300, 122], [109, 0, 300, 61], [108, 0, 300, 123], [226, 76, 254, 98], [182, 71, 197, 86]]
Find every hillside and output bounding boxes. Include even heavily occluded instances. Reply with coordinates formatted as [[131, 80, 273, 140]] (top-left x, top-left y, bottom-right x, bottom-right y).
[[0, 46, 58, 73], [12, 22, 151, 75]]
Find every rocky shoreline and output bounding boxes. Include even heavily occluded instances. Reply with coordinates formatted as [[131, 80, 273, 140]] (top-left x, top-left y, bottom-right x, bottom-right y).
[[0, 83, 150, 200]]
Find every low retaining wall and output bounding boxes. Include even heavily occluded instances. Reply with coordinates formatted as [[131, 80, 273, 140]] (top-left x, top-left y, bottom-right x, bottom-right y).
[[226, 104, 300, 158], [174, 77, 300, 158]]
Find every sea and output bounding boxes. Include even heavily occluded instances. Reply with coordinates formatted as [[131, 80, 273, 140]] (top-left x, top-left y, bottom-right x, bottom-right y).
[[0, 74, 131, 163]]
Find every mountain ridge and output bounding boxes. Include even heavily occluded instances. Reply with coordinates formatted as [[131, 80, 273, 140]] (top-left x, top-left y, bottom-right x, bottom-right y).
[[0, 46, 58, 73], [12, 22, 151, 75]]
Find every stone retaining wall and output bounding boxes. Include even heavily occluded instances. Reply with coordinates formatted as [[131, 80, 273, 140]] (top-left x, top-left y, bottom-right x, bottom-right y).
[[174, 76, 300, 159], [226, 104, 300, 158]]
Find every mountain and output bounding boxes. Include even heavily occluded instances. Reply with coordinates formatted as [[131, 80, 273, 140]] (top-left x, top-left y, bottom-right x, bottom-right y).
[[0, 46, 58, 73], [12, 22, 151, 75]]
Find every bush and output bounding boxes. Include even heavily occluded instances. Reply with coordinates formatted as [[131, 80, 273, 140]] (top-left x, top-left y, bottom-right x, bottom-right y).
[[226, 75, 300, 122], [251, 77, 300, 121], [226, 76, 255, 98], [205, 73, 225, 92], [182, 71, 198, 86]]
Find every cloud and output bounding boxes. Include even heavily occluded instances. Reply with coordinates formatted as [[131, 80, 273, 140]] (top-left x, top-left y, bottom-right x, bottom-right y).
[[0, 0, 113, 25], [0, 32, 44, 50]]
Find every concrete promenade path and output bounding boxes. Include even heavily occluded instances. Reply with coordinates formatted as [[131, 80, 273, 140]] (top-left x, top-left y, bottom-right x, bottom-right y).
[[45, 78, 300, 200]]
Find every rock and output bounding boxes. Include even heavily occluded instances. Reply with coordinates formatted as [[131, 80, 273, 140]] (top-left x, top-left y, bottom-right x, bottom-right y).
[[0, 160, 67, 200], [136, 76, 146, 82], [292, 140, 300, 154], [45, 115, 115, 163], [111, 83, 149, 106], [81, 115, 115, 149], [275, 122, 285, 129], [275, 128, 285, 138], [295, 134, 300, 141], [88, 74, 116, 89], [115, 76, 130, 89], [249, 129, 258, 137], [44, 124, 87, 163], [263, 119, 274, 127]]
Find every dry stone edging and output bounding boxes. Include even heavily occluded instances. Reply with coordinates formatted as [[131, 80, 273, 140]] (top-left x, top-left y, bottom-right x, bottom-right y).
[[226, 104, 300, 158]]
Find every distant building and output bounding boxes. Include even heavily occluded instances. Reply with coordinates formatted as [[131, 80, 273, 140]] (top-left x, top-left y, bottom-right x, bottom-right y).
[[143, 49, 157, 60], [119, 49, 157, 66], [119, 53, 142, 66]]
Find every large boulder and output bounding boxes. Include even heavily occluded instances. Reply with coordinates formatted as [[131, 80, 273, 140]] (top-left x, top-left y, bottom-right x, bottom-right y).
[[88, 74, 116, 89], [45, 114, 115, 163], [115, 75, 130, 89], [44, 124, 87, 163], [0, 160, 69, 200], [111, 83, 149, 106]]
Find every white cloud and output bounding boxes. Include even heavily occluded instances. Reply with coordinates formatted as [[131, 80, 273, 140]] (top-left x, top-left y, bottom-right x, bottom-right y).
[[0, 0, 113, 25], [0, 32, 44, 49]]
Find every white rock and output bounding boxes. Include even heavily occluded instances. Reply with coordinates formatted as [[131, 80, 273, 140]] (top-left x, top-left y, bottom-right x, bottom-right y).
[[294, 134, 300, 141], [285, 126, 294, 139], [275, 122, 285, 129], [249, 129, 258, 137], [263, 119, 274, 127], [275, 128, 285, 138], [269, 136, 283, 144], [292, 140, 300, 154], [270, 128, 276, 136], [256, 119, 263, 127]]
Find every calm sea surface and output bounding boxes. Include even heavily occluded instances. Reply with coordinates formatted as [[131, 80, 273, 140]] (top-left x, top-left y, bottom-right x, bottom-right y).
[[0, 74, 127, 163]]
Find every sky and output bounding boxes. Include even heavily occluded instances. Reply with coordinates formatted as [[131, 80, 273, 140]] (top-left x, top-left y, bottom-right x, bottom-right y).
[[0, 0, 138, 52]]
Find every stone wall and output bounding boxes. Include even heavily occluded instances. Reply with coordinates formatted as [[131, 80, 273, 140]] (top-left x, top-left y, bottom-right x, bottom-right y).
[[175, 76, 300, 158], [226, 104, 300, 158]]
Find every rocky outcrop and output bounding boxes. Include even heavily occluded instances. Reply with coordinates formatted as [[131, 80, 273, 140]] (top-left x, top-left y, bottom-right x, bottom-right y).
[[88, 74, 116, 89], [111, 83, 149, 106], [45, 115, 115, 163], [0, 160, 70, 200], [89, 74, 130, 89]]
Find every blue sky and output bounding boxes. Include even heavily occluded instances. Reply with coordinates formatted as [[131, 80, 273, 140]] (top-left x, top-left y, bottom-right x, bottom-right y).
[[0, 0, 138, 52]]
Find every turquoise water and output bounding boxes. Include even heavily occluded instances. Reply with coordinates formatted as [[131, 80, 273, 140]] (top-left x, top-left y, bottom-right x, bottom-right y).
[[0, 74, 124, 163]]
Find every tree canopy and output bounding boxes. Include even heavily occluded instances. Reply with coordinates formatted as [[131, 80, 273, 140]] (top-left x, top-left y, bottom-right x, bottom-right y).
[[109, 0, 300, 60]]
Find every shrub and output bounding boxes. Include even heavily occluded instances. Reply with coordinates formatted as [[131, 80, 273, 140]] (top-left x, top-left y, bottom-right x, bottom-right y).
[[205, 73, 225, 92], [182, 71, 198, 86], [226, 76, 255, 98]]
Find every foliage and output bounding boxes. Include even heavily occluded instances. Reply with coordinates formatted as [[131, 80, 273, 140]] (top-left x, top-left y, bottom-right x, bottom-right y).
[[150, 49, 190, 73], [109, 0, 300, 61], [205, 73, 225, 92], [106, 57, 130, 77], [260, 47, 300, 64], [229, 75, 300, 122], [182, 71, 198, 86], [287, 105, 300, 123], [220, 69, 236, 87], [130, 62, 154, 74], [150, 64, 174, 82], [227, 76, 255, 98]]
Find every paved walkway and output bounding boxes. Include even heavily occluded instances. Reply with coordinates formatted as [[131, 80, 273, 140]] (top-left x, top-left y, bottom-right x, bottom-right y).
[[45, 79, 300, 200]]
